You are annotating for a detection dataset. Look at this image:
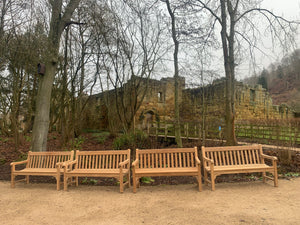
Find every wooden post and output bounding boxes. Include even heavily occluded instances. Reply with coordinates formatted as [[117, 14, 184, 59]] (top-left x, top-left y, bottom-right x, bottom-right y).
[[199, 123, 201, 139], [164, 124, 168, 141], [186, 123, 189, 140], [155, 122, 158, 141]]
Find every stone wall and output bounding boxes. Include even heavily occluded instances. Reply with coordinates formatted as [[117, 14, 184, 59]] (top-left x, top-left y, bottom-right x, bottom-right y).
[[181, 79, 294, 124], [88, 76, 294, 131]]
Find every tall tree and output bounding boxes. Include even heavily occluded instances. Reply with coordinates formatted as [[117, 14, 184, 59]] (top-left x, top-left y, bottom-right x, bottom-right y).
[[92, 0, 163, 133], [192, 0, 298, 145], [164, 0, 182, 147], [31, 0, 81, 152]]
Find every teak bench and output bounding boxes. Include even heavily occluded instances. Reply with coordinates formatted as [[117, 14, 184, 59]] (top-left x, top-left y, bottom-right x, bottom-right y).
[[202, 145, 278, 190], [132, 147, 202, 192], [63, 149, 131, 193], [11, 151, 74, 190]]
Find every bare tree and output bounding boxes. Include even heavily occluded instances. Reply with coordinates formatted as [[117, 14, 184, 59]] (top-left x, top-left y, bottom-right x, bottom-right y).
[[0, 2, 45, 148], [190, 0, 298, 145], [31, 0, 81, 152], [163, 0, 182, 147], [91, 1, 164, 133]]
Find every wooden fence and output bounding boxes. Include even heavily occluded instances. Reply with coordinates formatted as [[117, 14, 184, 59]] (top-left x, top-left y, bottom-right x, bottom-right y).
[[147, 120, 300, 147]]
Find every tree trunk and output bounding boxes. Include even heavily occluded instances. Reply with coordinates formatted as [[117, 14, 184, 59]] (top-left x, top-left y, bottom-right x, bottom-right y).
[[220, 0, 237, 146], [31, 0, 81, 152], [32, 60, 58, 151], [165, 0, 182, 147]]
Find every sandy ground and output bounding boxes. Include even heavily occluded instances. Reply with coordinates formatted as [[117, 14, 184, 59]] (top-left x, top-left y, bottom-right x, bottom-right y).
[[1, 179, 300, 225]]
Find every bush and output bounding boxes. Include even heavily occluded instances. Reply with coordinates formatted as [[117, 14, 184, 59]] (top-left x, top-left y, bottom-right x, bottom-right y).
[[92, 131, 110, 144], [113, 130, 150, 150]]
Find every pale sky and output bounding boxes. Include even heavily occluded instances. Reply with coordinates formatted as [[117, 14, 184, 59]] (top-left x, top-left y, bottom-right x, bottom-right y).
[[262, 0, 300, 20], [248, 0, 300, 78], [197, 0, 300, 82]]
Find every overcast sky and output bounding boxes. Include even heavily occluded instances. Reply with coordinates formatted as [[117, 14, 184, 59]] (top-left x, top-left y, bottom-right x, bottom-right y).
[[194, 0, 300, 82], [245, 0, 300, 78], [262, 0, 300, 20]]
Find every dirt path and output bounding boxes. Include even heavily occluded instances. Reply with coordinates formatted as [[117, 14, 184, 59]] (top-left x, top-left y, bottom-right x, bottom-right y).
[[1, 179, 300, 225]]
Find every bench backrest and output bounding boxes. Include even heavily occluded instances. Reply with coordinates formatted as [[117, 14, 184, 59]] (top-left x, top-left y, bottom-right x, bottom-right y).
[[75, 150, 130, 169], [135, 147, 198, 169], [27, 151, 74, 169], [202, 145, 263, 167]]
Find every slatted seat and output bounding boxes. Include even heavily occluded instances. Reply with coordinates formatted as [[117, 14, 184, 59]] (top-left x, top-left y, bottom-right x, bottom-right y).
[[17, 168, 66, 174], [66, 169, 130, 175], [63, 150, 130, 193], [132, 147, 202, 192], [202, 145, 278, 191], [10, 151, 74, 190]]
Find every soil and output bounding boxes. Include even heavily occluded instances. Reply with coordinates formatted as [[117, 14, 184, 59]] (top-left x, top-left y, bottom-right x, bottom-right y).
[[1, 179, 300, 225]]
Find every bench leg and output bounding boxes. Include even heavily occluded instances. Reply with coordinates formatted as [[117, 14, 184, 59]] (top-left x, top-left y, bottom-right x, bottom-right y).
[[211, 172, 215, 191], [132, 173, 137, 193], [56, 176, 60, 191], [75, 177, 79, 186], [262, 172, 266, 183], [197, 169, 202, 192], [274, 169, 278, 187], [64, 174, 68, 191], [11, 174, 15, 188], [26, 175, 30, 184], [119, 174, 124, 193]]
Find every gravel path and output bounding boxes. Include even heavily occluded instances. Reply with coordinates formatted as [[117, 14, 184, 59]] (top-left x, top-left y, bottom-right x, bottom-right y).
[[1, 179, 299, 225]]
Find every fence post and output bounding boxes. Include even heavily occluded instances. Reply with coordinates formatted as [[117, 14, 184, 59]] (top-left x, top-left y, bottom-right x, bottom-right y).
[[164, 124, 168, 141], [155, 122, 158, 141], [186, 123, 189, 140]]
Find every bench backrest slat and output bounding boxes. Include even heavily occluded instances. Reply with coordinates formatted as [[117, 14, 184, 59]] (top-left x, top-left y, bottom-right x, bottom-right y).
[[27, 151, 74, 169], [135, 148, 198, 169], [202, 145, 262, 166], [75, 150, 130, 169]]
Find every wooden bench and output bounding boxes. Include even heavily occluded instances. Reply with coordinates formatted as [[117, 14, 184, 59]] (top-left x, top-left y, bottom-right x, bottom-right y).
[[11, 151, 74, 190], [132, 147, 202, 193], [202, 145, 278, 190], [63, 149, 131, 193]]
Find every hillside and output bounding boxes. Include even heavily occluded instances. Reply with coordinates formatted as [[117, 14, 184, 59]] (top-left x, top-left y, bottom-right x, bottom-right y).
[[244, 49, 300, 115], [268, 74, 300, 110]]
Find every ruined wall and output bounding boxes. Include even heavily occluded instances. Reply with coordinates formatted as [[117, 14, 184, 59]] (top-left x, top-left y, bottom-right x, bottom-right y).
[[181, 80, 294, 124], [136, 77, 185, 129], [87, 76, 293, 131]]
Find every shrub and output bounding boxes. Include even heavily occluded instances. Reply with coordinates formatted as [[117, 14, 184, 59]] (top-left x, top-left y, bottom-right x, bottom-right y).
[[92, 132, 110, 144], [113, 130, 150, 150]]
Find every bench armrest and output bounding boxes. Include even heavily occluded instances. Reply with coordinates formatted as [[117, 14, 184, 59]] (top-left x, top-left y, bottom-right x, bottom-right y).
[[261, 154, 277, 161], [195, 156, 201, 166], [63, 160, 77, 166], [119, 159, 130, 167], [10, 159, 29, 167], [11, 160, 29, 172], [132, 159, 139, 167], [202, 156, 214, 165], [63, 160, 77, 172], [56, 162, 65, 168]]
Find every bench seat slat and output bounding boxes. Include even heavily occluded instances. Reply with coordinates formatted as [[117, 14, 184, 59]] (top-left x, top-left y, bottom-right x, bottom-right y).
[[68, 169, 129, 175], [205, 164, 272, 172], [135, 167, 198, 174], [13, 168, 64, 175]]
